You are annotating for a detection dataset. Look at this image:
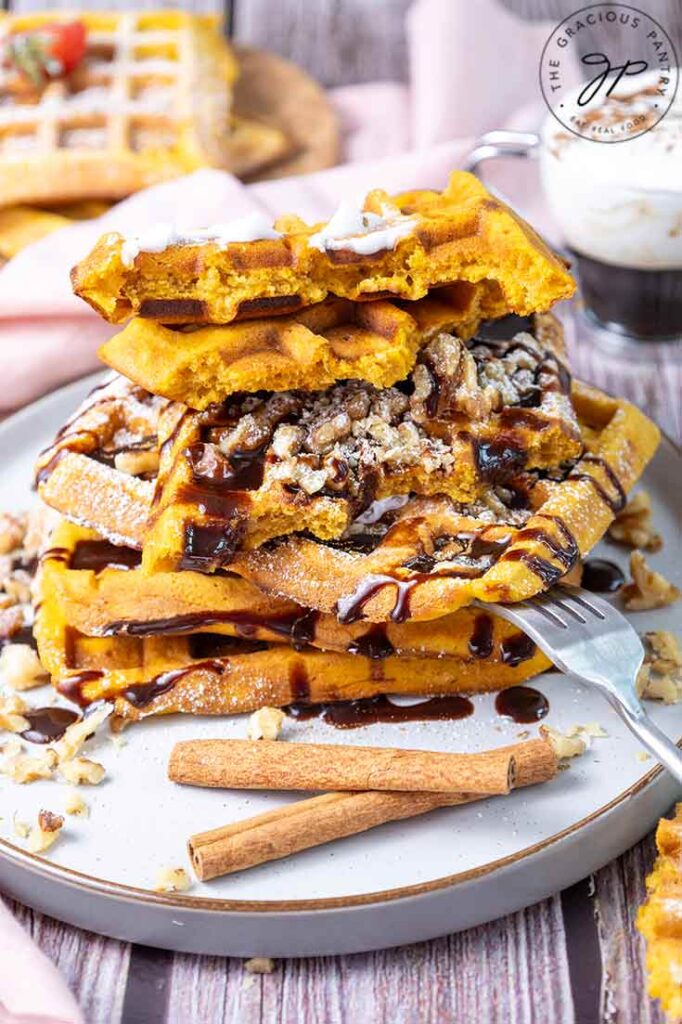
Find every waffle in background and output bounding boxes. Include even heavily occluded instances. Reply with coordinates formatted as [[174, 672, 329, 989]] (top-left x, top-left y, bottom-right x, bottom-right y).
[[0, 200, 110, 262], [638, 805, 682, 1020], [0, 10, 242, 207]]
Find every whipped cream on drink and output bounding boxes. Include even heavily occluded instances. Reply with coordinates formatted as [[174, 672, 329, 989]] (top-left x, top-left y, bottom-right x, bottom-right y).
[[541, 70, 682, 269]]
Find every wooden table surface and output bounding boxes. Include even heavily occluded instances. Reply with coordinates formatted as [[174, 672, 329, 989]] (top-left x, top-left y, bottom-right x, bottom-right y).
[[2, 1, 681, 1021]]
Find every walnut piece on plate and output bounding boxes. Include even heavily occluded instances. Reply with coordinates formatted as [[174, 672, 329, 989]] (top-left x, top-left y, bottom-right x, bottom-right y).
[[608, 491, 662, 552], [539, 724, 586, 760], [637, 631, 682, 704], [26, 810, 64, 854], [0, 643, 48, 691], [621, 552, 680, 611], [247, 706, 285, 741], [154, 866, 192, 893]]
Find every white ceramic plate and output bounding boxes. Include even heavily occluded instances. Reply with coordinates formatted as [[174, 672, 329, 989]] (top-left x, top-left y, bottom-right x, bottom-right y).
[[0, 373, 680, 957]]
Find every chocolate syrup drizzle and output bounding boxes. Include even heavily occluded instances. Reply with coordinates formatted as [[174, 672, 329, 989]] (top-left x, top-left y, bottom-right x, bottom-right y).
[[286, 693, 475, 729], [495, 686, 549, 723], [581, 558, 625, 593], [20, 707, 80, 744]]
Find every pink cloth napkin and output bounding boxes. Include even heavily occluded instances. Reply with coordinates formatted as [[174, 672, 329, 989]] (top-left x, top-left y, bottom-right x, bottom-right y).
[[0, 901, 82, 1024]]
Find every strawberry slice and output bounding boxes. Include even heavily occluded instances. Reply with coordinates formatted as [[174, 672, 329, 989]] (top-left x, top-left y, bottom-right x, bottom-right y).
[[2, 21, 87, 87]]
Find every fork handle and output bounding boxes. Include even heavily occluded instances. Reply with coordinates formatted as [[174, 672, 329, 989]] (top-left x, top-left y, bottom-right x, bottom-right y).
[[606, 695, 682, 788]]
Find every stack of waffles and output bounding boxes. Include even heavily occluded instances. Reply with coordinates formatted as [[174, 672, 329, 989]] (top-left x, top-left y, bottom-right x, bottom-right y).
[[0, 11, 288, 262], [33, 171, 660, 725]]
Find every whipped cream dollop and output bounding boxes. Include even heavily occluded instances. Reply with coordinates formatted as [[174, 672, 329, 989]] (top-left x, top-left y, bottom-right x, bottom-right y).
[[541, 70, 682, 268], [120, 213, 282, 266], [308, 200, 417, 255]]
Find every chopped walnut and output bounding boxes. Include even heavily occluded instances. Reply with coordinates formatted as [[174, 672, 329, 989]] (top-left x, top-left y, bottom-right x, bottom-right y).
[[540, 724, 586, 760], [3, 575, 31, 606], [0, 692, 29, 733], [565, 722, 608, 739], [59, 756, 105, 785], [0, 643, 48, 691], [637, 632, 682, 704], [114, 449, 160, 477], [64, 790, 89, 817], [51, 703, 111, 763], [154, 866, 192, 893], [244, 957, 275, 974], [247, 707, 285, 741], [2, 748, 57, 783], [13, 816, 30, 839], [608, 492, 662, 552], [622, 552, 680, 611], [2, 735, 23, 758], [26, 810, 64, 854], [0, 513, 25, 555]]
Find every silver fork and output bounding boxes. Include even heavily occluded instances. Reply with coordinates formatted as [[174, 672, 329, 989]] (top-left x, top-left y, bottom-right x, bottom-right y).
[[481, 586, 682, 785]]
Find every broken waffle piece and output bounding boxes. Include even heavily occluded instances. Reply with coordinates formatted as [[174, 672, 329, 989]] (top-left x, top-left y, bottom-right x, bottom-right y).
[[608, 491, 662, 552], [72, 171, 575, 325], [26, 810, 64, 854], [621, 552, 680, 611], [638, 804, 682, 1019]]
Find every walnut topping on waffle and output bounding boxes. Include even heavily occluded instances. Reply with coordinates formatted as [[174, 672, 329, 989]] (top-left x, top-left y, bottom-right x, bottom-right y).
[[142, 319, 581, 573]]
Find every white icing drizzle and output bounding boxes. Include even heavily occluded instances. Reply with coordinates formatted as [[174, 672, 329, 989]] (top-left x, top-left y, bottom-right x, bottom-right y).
[[308, 200, 417, 255], [120, 213, 282, 266]]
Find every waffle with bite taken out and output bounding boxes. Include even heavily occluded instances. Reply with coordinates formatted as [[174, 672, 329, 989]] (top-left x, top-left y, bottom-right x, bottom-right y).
[[70, 171, 576, 325]]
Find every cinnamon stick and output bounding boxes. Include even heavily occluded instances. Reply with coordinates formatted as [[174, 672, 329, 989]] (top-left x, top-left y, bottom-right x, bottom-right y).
[[188, 738, 557, 881], [169, 739, 515, 796]]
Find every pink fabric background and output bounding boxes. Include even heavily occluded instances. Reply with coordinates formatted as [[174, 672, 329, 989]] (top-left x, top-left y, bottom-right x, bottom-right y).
[[0, 2, 573, 1020]]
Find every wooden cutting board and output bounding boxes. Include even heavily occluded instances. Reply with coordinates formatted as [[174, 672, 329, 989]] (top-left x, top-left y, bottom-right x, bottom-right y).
[[233, 45, 340, 180]]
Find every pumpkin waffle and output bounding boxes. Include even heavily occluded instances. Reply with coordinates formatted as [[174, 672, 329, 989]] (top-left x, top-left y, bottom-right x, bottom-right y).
[[0, 200, 110, 260], [35, 374, 169, 548], [0, 11, 238, 208], [35, 555, 548, 722], [228, 381, 659, 620], [98, 288, 490, 407], [141, 315, 582, 571], [41, 521, 551, 679], [638, 804, 682, 1020], [70, 170, 575, 325]]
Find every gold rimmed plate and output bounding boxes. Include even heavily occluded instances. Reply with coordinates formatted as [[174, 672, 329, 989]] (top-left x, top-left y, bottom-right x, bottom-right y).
[[0, 373, 680, 956]]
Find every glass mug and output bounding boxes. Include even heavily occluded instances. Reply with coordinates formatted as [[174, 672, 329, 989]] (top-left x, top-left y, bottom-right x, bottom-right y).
[[465, 117, 682, 342]]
